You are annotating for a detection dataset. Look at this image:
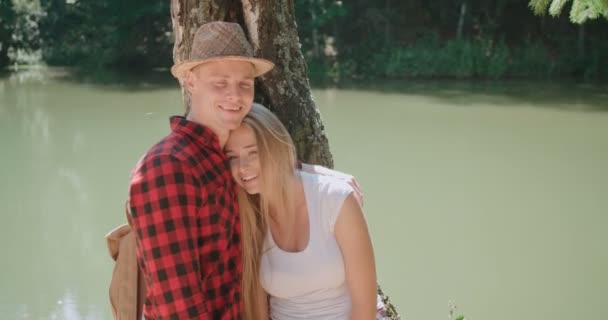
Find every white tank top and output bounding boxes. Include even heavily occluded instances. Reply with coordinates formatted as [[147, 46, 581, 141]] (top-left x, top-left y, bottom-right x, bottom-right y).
[[260, 171, 354, 319]]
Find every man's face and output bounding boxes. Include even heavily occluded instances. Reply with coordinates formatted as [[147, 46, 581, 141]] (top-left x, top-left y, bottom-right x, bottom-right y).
[[185, 60, 255, 133]]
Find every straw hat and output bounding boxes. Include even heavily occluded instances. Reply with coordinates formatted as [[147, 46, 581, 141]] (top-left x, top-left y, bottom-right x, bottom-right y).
[[171, 21, 274, 79]]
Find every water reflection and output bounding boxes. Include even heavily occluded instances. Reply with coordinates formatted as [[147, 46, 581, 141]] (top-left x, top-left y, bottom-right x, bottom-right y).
[[47, 290, 104, 320], [59, 67, 177, 92], [4, 289, 106, 320], [331, 80, 608, 112], [1, 70, 121, 320], [0, 81, 5, 115], [8, 67, 53, 85]]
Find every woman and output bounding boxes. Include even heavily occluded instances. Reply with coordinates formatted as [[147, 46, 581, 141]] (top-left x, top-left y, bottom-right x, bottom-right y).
[[224, 103, 377, 319]]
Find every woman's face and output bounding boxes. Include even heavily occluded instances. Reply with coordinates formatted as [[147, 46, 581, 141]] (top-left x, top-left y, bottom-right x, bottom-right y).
[[225, 123, 262, 194]]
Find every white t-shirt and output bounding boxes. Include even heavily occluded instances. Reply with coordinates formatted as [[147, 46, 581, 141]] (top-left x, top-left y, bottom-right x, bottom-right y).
[[260, 171, 354, 319]]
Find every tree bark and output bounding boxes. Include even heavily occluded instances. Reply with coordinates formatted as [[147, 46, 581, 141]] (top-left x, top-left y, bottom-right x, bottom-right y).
[[170, 0, 333, 167]]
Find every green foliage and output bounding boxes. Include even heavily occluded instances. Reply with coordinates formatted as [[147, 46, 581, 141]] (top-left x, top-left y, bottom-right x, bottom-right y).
[[487, 41, 510, 78], [38, 0, 171, 70], [295, 0, 347, 61], [551, 31, 608, 78], [1, 0, 607, 81], [1, 0, 44, 66], [509, 39, 554, 77], [307, 0, 608, 81], [529, 0, 608, 23], [352, 34, 534, 79], [331, 31, 607, 80], [1, 0, 171, 70], [0, 0, 16, 67]]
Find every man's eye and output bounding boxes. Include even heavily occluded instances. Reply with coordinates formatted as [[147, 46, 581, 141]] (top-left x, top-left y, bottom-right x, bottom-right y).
[[240, 83, 252, 89], [215, 82, 227, 87]]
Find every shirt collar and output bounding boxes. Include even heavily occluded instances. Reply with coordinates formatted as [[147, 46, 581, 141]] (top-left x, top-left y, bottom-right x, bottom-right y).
[[170, 116, 221, 151]]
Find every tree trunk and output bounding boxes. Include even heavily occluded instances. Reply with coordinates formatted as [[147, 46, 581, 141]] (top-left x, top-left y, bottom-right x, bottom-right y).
[[457, 1, 467, 39], [310, 0, 320, 59], [170, 1, 400, 317], [577, 23, 585, 59], [170, 0, 333, 167], [384, 0, 392, 46]]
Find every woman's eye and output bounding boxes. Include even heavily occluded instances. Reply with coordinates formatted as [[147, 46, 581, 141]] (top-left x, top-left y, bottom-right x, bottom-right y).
[[240, 82, 252, 89], [249, 150, 258, 156]]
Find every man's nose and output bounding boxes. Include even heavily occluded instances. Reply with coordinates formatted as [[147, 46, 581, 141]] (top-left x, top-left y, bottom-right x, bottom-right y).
[[226, 84, 240, 100]]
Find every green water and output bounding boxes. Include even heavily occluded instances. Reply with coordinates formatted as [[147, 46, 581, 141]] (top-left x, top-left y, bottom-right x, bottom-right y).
[[1, 69, 607, 320]]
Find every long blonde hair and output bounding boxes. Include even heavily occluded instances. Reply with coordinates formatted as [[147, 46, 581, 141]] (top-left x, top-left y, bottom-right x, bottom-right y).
[[238, 103, 298, 319]]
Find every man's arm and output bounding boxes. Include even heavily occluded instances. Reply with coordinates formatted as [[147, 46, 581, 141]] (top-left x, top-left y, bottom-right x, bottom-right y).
[[300, 163, 364, 207], [129, 154, 210, 320]]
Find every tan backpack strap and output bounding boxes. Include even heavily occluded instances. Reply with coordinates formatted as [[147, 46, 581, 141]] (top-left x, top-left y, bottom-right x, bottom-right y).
[[125, 200, 132, 223], [105, 199, 139, 320]]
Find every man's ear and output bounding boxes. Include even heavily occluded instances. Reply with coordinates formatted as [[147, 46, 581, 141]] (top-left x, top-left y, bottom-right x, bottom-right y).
[[183, 70, 196, 93]]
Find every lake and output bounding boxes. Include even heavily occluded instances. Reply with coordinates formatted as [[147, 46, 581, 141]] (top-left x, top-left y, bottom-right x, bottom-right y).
[[1, 68, 607, 320]]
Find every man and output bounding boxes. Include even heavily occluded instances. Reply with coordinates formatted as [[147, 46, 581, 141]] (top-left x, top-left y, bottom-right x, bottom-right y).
[[127, 21, 273, 320]]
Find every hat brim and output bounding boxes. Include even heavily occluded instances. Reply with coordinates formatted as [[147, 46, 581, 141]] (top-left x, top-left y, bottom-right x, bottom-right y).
[[171, 56, 274, 79]]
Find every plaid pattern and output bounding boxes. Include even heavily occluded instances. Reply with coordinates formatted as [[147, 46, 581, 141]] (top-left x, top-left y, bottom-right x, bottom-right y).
[[128, 116, 242, 320]]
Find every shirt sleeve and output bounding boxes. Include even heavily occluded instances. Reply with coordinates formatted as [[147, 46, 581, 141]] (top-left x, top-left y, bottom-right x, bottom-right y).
[[320, 176, 355, 233], [128, 153, 210, 320]]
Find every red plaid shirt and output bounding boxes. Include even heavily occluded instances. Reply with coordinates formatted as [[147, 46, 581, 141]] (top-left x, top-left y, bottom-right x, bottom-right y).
[[128, 116, 242, 320]]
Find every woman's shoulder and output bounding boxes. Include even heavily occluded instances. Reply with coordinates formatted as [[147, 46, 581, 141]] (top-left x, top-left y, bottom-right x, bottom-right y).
[[300, 171, 354, 232], [300, 171, 353, 197]]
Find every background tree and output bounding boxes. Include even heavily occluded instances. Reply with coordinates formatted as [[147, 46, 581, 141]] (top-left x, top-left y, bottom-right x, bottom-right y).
[[2, 0, 608, 79], [38, 0, 171, 69], [0, 0, 16, 68], [529, 0, 608, 23], [1, 0, 43, 66]]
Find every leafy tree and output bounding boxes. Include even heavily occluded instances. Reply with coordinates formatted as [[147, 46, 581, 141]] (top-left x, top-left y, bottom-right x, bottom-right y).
[[38, 0, 171, 69], [1, 0, 43, 65], [529, 0, 608, 23], [0, 0, 16, 67]]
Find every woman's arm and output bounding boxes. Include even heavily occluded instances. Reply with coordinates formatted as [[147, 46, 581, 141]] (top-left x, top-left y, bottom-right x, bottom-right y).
[[259, 286, 269, 320], [335, 194, 377, 320]]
